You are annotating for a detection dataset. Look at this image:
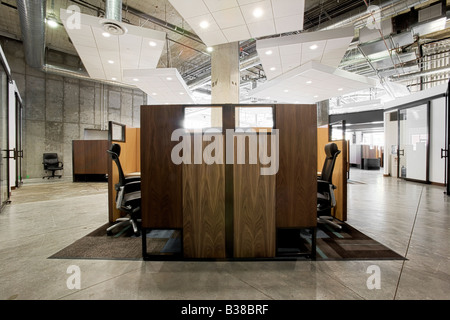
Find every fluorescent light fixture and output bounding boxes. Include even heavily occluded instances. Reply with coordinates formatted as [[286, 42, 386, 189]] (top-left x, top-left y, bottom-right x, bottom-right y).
[[249, 61, 379, 104], [123, 68, 195, 104], [265, 50, 273, 55], [149, 41, 157, 47], [306, 81, 312, 84], [133, 78, 139, 82], [256, 27, 354, 81], [309, 44, 318, 50], [60, 9, 166, 83], [206, 46, 214, 52], [168, 0, 305, 47], [112, 77, 117, 81]]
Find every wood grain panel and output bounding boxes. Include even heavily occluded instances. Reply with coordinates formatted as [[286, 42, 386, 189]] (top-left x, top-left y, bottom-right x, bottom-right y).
[[276, 104, 317, 228], [140, 105, 184, 229], [233, 134, 276, 258], [183, 136, 226, 259], [72, 141, 86, 174]]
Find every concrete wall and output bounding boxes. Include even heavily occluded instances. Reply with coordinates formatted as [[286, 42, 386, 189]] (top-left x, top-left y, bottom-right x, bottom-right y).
[[0, 37, 147, 179]]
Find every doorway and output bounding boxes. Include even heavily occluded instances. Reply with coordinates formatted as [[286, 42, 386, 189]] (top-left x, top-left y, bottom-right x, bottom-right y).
[[0, 60, 9, 210], [397, 104, 430, 183]]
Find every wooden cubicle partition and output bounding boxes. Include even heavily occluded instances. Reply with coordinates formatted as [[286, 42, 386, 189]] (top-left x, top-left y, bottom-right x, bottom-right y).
[[140, 104, 317, 259], [72, 140, 109, 182], [276, 105, 318, 229], [317, 126, 348, 222], [107, 126, 141, 223]]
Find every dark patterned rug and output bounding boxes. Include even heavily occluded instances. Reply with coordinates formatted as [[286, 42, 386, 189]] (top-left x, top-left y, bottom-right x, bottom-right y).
[[50, 221, 405, 261], [278, 221, 405, 260], [49, 223, 181, 260]]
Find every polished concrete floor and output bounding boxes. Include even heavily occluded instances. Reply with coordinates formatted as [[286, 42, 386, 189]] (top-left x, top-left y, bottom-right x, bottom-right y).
[[0, 169, 449, 300]]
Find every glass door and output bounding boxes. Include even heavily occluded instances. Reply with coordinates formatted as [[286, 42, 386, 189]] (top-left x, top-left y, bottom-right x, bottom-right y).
[[0, 63, 9, 209], [398, 104, 430, 183], [15, 93, 23, 188]]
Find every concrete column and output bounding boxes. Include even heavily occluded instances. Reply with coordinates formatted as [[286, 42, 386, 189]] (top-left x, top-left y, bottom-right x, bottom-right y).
[[210, 42, 240, 127], [317, 100, 329, 127]]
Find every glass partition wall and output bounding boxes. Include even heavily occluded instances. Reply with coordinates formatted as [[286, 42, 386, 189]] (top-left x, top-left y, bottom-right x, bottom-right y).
[[0, 62, 9, 210], [398, 104, 430, 183]]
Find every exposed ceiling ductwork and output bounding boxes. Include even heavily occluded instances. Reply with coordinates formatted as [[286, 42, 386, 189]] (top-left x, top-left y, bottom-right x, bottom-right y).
[[16, 0, 46, 69]]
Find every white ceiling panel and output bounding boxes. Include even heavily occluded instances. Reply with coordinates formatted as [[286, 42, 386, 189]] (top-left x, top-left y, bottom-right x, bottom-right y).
[[122, 68, 196, 105], [168, 0, 305, 47], [257, 27, 355, 80], [60, 9, 166, 83], [249, 61, 378, 104]]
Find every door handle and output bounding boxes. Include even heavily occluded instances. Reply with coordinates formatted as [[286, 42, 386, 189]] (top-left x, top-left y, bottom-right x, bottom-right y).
[[442, 148, 448, 159]]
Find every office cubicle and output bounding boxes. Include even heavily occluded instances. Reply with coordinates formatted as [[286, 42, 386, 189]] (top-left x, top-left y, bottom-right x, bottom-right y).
[[140, 104, 318, 260]]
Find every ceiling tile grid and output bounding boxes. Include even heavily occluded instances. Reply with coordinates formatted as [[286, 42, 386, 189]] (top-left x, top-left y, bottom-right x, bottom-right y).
[[168, 0, 305, 47], [256, 27, 355, 81]]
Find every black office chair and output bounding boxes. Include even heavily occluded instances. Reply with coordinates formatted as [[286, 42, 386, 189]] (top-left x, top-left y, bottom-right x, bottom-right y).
[[43, 153, 64, 179], [107, 144, 142, 236], [317, 142, 342, 230]]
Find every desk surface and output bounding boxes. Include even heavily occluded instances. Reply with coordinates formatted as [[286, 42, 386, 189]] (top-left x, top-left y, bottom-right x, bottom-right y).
[[125, 172, 141, 177]]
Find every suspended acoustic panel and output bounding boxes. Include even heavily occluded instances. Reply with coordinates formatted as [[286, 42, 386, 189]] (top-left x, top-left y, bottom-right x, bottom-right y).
[[249, 61, 379, 104], [257, 27, 355, 80], [60, 9, 166, 83], [168, 0, 305, 47], [123, 68, 195, 104]]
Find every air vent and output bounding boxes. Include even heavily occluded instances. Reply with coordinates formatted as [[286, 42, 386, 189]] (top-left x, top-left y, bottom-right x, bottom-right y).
[[101, 20, 127, 36], [418, 2, 443, 23]]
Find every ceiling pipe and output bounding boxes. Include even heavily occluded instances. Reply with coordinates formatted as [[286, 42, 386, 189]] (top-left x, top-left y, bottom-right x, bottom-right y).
[[389, 65, 450, 81], [105, 0, 122, 22], [16, 0, 46, 69]]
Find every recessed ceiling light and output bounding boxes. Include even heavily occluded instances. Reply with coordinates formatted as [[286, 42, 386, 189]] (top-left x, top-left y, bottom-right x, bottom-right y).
[[270, 67, 276, 71], [152, 93, 157, 96], [108, 60, 114, 64], [179, 92, 184, 95], [309, 44, 318, 50], [338, 88, 343, 91], [199, 21, 209, 29], [284, 89, 289, 93], [265, 50, 273, 55], [314, 95, 319, 98], [46, 17, 58, 28], [166, 77, 173, 81], [112, 77, 117, 81], [149, 41, 157, 47], [102, 32, 111, 38], [253, 8, 264, 18], [306, 81, 312, 84], [206, 47, 214, 53], [133, 78, 139, 82]]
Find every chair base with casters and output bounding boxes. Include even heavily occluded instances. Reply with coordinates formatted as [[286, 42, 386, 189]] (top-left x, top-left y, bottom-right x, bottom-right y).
[[43, 170, 63, 179]]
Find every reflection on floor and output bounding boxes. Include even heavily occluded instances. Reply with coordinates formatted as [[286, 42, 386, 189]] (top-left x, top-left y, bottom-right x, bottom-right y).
[[0, 169, 449, 300]]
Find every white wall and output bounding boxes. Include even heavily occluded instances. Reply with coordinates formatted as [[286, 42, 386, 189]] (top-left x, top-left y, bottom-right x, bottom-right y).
[[384, 111, 398, 177]]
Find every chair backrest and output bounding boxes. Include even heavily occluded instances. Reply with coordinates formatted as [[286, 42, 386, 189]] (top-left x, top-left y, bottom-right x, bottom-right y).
[[43, 153, 60, 167], [320, 143, 341, 183], [107, 144, 126, 187]]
